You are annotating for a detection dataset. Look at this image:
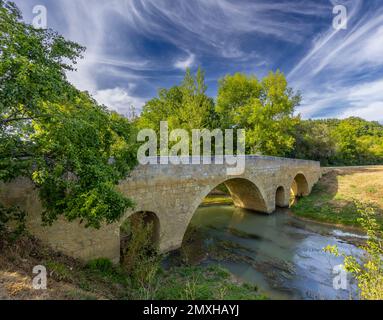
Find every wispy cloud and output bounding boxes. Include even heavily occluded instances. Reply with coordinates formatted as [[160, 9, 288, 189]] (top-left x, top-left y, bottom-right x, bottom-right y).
[[112, 0, 330, 54], [288, 0, 383, 122], [174, 53, 195, 70], [296, 78, 383, 122], [13, 0, 383, 121]]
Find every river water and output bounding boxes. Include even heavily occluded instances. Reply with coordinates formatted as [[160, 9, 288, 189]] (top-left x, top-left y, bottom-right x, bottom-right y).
[[176, 205, 365, 300]]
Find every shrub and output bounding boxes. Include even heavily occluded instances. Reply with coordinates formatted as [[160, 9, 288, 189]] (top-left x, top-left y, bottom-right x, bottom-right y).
[[120, 214, 162, 298], [86, 258, 114, 274], [324, 201, 383, 300], [0, 204, 26, 241]]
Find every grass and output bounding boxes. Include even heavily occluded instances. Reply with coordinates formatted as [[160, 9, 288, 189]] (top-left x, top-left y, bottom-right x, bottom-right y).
[[291, 166, 383, 230], [0, 232, 265, 300], [155, 265, 266, 300], [202, 195, 233, 206]]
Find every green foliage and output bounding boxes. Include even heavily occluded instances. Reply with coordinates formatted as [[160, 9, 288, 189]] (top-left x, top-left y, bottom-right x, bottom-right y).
[[324, 201, 383, 300], [46, 261, 73, 282], [0, 203, 25, 238], [137, 67, 217, 134], [0, 1, 137, 228], [31, 96, 137, 228], [216, 71, 301, 156], [120, 214, 161, 297], [291, 117, 383, 165], [50, 256, 265, 300], [292, 193, 363, 227], [86, 258, 115, 274], [155, 265, 266, 300], [84, 258, 130, 286], [202, 195, 233, 206], [289, 120, 336, 165], [137, 66, 382, 165]]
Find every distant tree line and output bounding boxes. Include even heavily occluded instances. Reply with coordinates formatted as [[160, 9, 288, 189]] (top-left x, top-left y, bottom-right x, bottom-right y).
[[289, 118, 383, 166]]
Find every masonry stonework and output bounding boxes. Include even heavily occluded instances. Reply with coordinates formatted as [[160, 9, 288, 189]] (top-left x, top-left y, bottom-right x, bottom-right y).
[[0, 156, 321, 263]]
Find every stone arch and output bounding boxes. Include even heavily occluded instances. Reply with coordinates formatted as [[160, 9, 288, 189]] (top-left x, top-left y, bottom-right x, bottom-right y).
[[290, 173, 309, 198], [189, 178, 269, 215], [223, 178, 269, 213], [275, 186, 286, 207], [185, 177, 268, 231], [119, 211, 160, 260], [179, 177, 269, 249]]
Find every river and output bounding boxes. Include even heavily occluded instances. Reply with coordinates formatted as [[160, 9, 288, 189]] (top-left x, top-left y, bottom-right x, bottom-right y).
[[170, 204, 365, 300]]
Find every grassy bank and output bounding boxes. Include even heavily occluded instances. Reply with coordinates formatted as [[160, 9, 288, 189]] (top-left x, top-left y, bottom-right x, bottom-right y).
[[0, 234, 264, 300], [201, 195, 233, 206], [291, 166, 383, 230]]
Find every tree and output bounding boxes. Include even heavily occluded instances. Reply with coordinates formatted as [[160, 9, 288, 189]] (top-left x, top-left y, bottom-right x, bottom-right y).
[[0, 1, 136, 228], [290, 120, 336, 165], [331, 117, 383, 165], [216, 71, 300, 156], [288, 118, 383, 166], [332, 120, 360, 164], [137, 67, 217, 133]]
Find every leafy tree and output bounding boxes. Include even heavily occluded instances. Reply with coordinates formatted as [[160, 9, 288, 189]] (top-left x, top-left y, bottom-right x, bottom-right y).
[[289, 120, 336, 165], [0, 1, 136, 228], [216, 71, 300, 156], [331, 117, 383, 165], [332, 120, 360, 164], [137, 67, 217, 133]]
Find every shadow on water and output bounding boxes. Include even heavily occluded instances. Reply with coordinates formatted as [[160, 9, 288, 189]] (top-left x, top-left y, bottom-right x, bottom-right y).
[[165, 205, 363, 300]]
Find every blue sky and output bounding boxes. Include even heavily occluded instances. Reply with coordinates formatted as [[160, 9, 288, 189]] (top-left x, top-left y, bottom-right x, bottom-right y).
[[14, 0, 383, 121]]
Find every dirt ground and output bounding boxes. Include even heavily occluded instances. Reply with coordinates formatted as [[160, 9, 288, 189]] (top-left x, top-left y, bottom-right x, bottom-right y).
[[0, 236, 105, 300]]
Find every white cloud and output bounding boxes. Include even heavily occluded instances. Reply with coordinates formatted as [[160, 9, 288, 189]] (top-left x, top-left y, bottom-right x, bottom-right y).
[[342, 80, 383, 122], [297, 78, 383, 122], [93, 87, 146, 117], [348, 79, 383, 102], [174, 53, 195, 70], [340, 102, 383, 121], [111, 0, 330, 58]]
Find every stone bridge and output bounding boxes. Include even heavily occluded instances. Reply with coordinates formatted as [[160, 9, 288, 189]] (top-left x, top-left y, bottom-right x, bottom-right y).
[[0, 156, 321, 263]]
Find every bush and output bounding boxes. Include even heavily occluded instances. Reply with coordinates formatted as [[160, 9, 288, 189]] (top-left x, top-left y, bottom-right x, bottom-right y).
[[0, 204, 26, 240], [86, 258, 115, 274], [324, 201, 383, 300], [120, 214, 162, 298]]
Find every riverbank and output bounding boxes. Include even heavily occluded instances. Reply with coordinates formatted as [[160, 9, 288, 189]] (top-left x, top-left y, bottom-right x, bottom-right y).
[[0, 233, 264, 300], [201, 195, 233, 206], [291, 166, 383, 230]]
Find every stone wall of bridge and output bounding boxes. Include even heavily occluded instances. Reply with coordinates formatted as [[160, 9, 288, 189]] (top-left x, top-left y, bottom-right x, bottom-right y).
[[0, 156, 321, 263]]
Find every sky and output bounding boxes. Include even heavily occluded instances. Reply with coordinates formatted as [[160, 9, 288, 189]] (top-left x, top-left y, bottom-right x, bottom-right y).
[[14, 0, 383, 122]]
